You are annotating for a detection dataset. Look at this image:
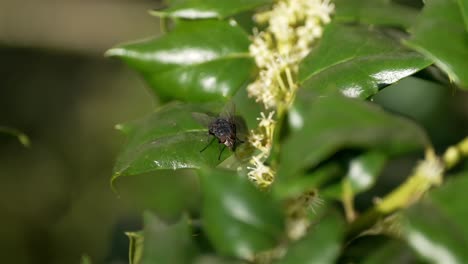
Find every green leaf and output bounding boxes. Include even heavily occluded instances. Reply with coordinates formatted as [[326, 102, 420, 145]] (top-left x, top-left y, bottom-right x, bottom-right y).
[[345, 151, 387, 194], [403, 173, 468, 264], [299, 23, 432, 99], [116, 170, 200, 219], [106, 20, 254, 102], [194, 255, 247, 264], [334, 0, 418, 29], [200, 168, 284, 260], [0, 126, 30, 147], [458, 0, 468, 31], [361, 240, 417, 264], [278, 95, 429, 180], [405, 0, 468, 88], [276, 211, 344, 264], [141, 212, 197, 264], [152, 0, 272, 19], [273, 163, 342, 199], [126, 231, 144, 264], [112, 102, 231, 181]]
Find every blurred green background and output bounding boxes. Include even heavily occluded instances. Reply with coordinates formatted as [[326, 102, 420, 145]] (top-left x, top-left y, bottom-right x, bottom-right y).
[[0, 0, 161, 263], [1, 0, 468, 264]]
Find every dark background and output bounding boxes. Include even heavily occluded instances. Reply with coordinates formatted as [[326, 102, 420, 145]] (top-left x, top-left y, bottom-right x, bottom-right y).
[[1, 0, 467, 263]]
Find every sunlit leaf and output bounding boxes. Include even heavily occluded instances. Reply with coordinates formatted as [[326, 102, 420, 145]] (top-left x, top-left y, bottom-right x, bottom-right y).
[[200, 168, 284, 260], [299, 23, 432, 99], [112, 102, 231, 181], [106, 20, 254, 102]]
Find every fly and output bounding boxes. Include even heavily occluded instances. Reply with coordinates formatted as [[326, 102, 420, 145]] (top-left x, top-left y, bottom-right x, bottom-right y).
[[192, 102, 246, 160]]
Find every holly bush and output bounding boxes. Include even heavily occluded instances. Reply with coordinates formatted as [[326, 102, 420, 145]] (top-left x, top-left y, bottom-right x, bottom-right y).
[[105, 0, 468, 263]]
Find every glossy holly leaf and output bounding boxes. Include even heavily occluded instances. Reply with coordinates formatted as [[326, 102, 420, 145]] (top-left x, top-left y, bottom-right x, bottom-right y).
[[106, 20, 254, 102], [299, 23, 432, 99], [403, 173, 468, 263], [405, 0, 468, 88], [126, 231, 144, 264], [334, 0, 418, 29], [278, 95, 429, 180], [276, 211, 344, 264], [151, 0, 272, 19], [112, 102, 231, 182], [140, 212, 197, 264], [200, 168, 284, 260]]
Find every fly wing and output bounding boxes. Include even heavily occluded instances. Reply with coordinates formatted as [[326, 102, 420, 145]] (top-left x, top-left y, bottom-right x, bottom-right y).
[[233, 115, 248, 142], [219, 101, 236, 120], [192, 112, 215, 127]]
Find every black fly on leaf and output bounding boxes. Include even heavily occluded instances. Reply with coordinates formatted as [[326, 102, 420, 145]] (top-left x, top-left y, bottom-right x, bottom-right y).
[[192, 102, 247, 160]]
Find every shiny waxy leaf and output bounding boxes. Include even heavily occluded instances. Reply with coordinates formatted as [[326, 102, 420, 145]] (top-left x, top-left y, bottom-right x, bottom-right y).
[[334, 0, 418, 29], [200, 168, 284, 260], [141, 212, 197, 264], [276, 211, 344, 264], [299, 23, 432, 99], [151, 0, 272, 19], [279, 95, 429, 180], [106, 20, 254, 102], [403, 173, 468, 263], [112, 102, 230, 180], [405, 0, 468, 88]]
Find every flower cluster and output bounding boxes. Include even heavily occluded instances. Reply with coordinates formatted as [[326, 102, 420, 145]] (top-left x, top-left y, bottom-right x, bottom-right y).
[[247, 111, 276, 187], [246, 0, 334, 186]]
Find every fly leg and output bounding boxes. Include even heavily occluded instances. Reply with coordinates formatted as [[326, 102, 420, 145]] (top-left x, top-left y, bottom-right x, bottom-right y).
[[200, 136, 215, 153]]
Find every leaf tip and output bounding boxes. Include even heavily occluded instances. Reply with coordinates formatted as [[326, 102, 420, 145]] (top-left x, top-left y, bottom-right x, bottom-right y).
[[18, 133, 30, 147], [104, 48, 126, 58], [110, 172, 121, 196], [148, 9, 166, 17]]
